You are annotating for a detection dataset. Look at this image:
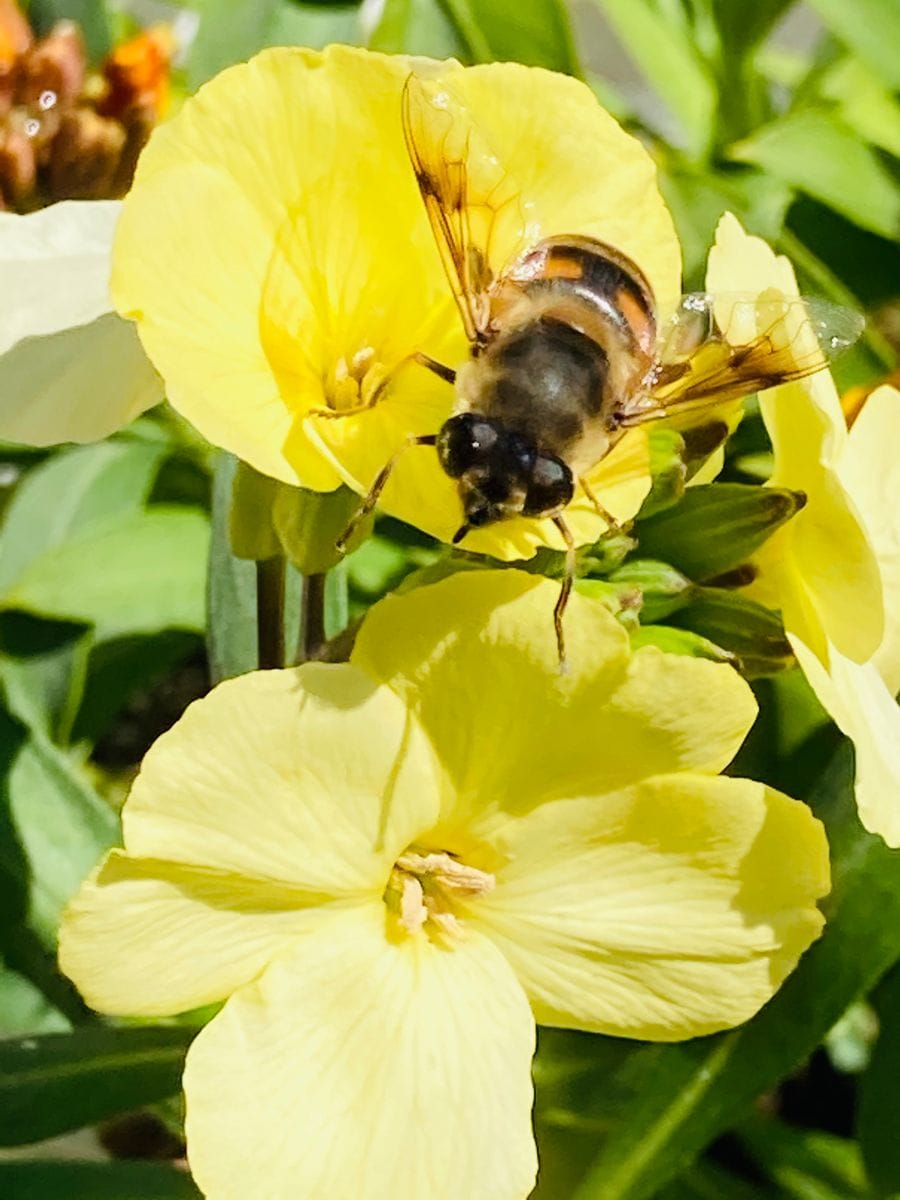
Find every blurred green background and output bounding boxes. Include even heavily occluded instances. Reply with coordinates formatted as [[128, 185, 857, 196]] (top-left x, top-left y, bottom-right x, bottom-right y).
[[2, 2, 899, 1198]]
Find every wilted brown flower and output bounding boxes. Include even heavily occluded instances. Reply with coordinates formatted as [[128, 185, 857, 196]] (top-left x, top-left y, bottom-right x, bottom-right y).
[[0, 1, 172, 210]]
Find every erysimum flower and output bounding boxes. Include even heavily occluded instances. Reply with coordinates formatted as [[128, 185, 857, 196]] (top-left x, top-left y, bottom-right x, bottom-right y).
[[0, 200, 161, 444], [60, 571, 829, 1199], [111, 44, 682, 560], [707, 214, 900, 844]]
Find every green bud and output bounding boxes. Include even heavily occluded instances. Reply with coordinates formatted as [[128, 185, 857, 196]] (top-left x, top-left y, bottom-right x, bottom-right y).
[[229, 461, 280, 561], [669, 587, 794, 678], [609, 559, 695, 623], [273, 484, 372, 575], [635, 482, 806, 581], [629, 624, 736, 664], [635, 428, 687, 520], [575, 578, 643, 629]]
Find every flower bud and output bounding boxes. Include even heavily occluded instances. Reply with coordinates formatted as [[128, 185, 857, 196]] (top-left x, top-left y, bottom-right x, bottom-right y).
[[668, 588, 794, 677], [635, 482, 806, 581], [18, 20, 85, 108], [608, 559, 695, 623], [45, 107, 125, 199]]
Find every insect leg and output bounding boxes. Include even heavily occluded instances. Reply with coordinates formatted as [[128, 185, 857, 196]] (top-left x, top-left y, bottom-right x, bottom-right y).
[[552, 514, 576, 668], [413, 351, 457, 385], [336, 434, 438, 553], [578, 476, 621, 532], [307, 353, 456, 421]]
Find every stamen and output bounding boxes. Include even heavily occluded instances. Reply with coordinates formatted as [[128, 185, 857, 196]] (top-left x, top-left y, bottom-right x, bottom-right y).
[[385, 848, 495, 940]]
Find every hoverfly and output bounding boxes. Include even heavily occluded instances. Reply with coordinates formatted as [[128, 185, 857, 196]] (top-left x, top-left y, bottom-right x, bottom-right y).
[[340, 73, 863, 661]]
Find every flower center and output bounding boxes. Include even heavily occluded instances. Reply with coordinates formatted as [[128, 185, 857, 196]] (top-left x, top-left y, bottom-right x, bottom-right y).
[[385, 848, 495, 940], [324, 346, 391, 414]]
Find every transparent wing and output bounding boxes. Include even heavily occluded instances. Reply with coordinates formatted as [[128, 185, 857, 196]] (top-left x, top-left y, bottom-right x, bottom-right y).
[[401, 73, 524, 347], [621, 292, 864, 425]]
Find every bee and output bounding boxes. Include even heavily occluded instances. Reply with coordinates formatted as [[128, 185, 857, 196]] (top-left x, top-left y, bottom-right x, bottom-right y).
[[339, 74, 863, 661]]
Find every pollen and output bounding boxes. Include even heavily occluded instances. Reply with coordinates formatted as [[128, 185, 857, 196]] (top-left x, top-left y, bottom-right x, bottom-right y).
[[385, 848, 495, 940], [324, 346, 391, 415]]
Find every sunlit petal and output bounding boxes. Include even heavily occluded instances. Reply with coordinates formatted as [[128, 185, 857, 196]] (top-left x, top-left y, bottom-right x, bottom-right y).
[[184, 904, 537, 1200]]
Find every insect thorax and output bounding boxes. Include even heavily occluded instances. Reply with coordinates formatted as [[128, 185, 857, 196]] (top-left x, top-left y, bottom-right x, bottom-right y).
[[456, 316, 616, 469]]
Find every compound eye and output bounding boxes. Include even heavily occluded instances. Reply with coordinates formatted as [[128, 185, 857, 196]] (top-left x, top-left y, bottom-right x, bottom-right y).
[[436, 414, 499, 478], [523, 455, 574, 517]]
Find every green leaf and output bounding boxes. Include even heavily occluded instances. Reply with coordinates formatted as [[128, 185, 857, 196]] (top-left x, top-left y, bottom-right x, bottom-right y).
[[0, 963, 69, 1037], [730, 112, 900, 240], [0, 1025, 194, 1147], [0, 702, 116, 948], [0, 614, 91, 741], [571, 744, 900, 1200], [590, 0, 716, 156], [635, 484, 805, 581], [0, 1161, 201, 1200], [438, 0, 581, 73], [739, 1115, 868, 1199], [0, 441, 166, 593], [820, 58, 900, 159], [28, 0, 111, 61], [368, 0, 466, 56], [207, 454, 257, 683], [858, 963, 900, 1195], [805, 0, 900, 89], [2, 509, 210, 639], [188, 0, 363, 88]]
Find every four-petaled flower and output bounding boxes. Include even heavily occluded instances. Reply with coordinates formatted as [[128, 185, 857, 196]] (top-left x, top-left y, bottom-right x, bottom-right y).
[[60, 571, 829, 1200], [110, 44, 682, 560], [707, 214, 900, 845]]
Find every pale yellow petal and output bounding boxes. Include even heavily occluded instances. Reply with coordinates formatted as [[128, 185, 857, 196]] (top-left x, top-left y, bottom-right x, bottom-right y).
[[0, 201, 161, 444], [707, 212, 882, 664], [792, 637, 900, 847], [122, 665, 439, 894], [840, 386, 900, 692], [59, 851, 326, 1017], [438, 61, 680, 311], [471, 775, 829, 1039], [113, 46, 426, 487], [354, 571, 757, 842], [184, 904, 537, 1200]]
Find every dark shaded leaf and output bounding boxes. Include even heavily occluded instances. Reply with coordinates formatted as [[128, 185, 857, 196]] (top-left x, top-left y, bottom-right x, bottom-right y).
[[0, 1160, 200, 1199], [858, 962, 900, 1195], [0, 1025, 193, 1147]]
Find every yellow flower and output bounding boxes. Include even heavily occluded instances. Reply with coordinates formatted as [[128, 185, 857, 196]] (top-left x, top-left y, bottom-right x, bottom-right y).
[[0, 200, 162, 444], [59, 571, 828, 1199], [112, 44, 681, 560], [707, 214, 900, 844]]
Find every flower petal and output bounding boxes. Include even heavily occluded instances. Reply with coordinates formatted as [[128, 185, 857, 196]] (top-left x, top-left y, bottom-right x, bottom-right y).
[[706, 212, 883, 664], [114, 45, 676, 557], [792, 637, 900, 847], [59, 851, 327, 1017], [471, 775, 829, 1039], [0, 201, 161, 444], [184, 904, 537, 1200], [353, 570, 757, 838], [122, 664, 439, 894], [839, 385, 900, 693], [113, 46, 433, 488]]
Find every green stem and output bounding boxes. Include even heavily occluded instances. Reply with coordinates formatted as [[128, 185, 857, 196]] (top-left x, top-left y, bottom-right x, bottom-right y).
[[255, 557, 285, 670], [298, 573, 327, 664]]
